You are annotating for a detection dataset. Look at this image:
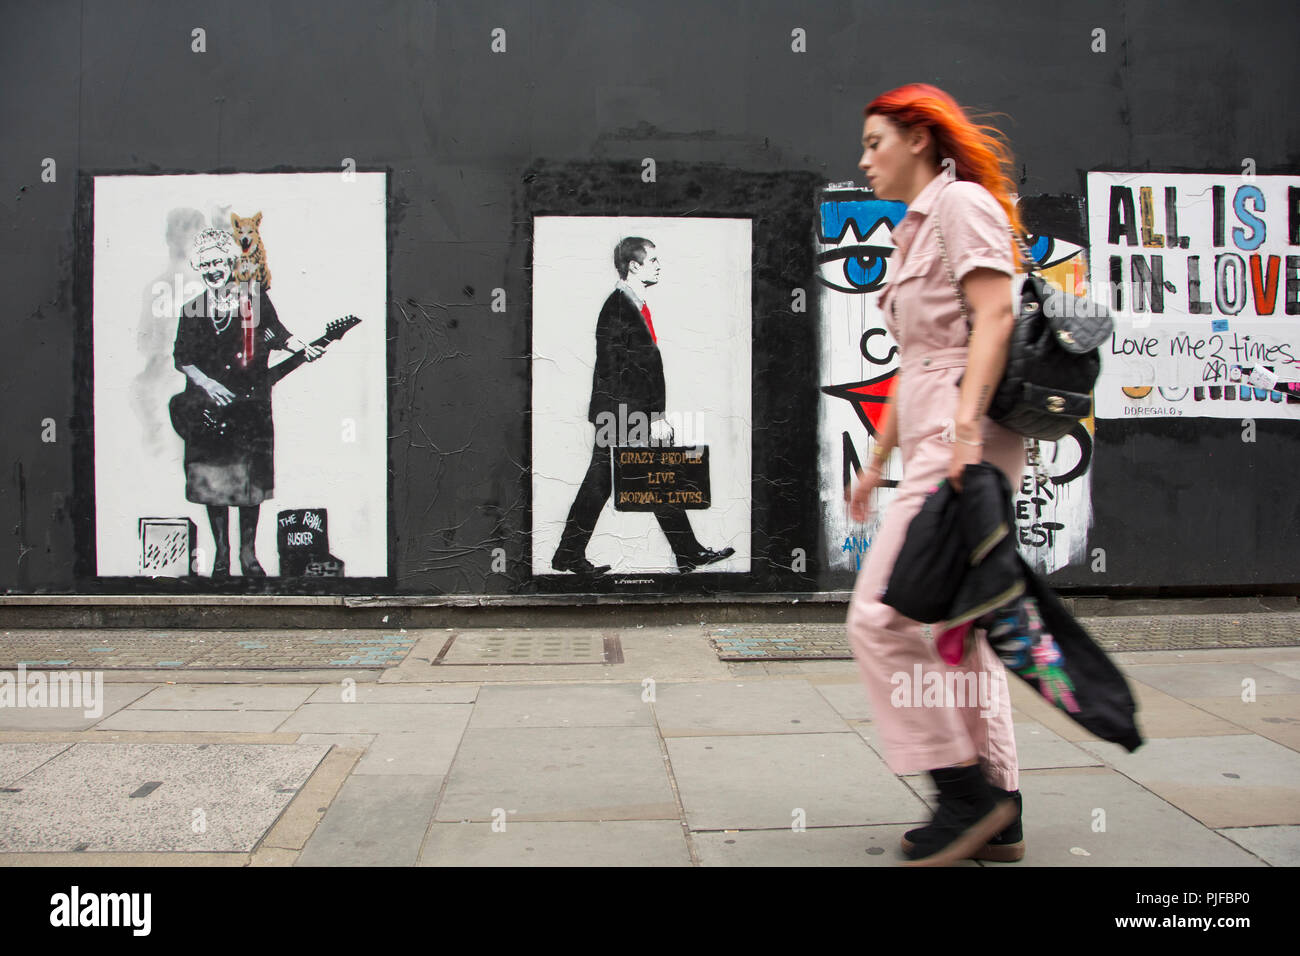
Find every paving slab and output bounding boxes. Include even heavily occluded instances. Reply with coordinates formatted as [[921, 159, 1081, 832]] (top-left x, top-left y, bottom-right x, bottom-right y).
[[305, 683, 479, 704], [249, 846, 299, 866], [418, 821, 692, 866], [1216, 825, 1300, 866], [0, 743, 73, 786], [654, 680, 850, 736], [295, 774, 442, 866], [0, 683, 153, 731], [275, 702, 474, 734], [1261, 660, 1300, 681], [293, 733, 376, 750], [969, 768, 1266, 867], [693, 824, 977, 867], [261, 747, 364, 851], [354, 721, 472, 777], [1113, 648, 1300, 666], [810, 682, 874, 721], [0, 742, 329, 852], [435, 726, 676, 822], [1077, 735, 1300, 829], [1120, 662, 1300, 699], [1012, 718, 1104, 770], [0, 731, 301, 745], [1006, 676, 1101, 743], [665, 733, 926, 831], [467, 682, 654, 729], [1181, 695, 1300, 753], [127, 684, 315, 710], [1121, 680, 1245, 739], [0, 852, 250, 866], [93, 709, 296, 733]]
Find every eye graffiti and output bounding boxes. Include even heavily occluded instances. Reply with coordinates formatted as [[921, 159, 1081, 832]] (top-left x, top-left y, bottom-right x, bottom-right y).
[[815, 197, 906, 295], [817, 244, 895, 294], [1024, 234, 1084, 271]]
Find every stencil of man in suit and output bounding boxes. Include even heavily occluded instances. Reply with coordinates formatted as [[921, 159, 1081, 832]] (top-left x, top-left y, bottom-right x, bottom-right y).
[[551, 236, 735, 575]]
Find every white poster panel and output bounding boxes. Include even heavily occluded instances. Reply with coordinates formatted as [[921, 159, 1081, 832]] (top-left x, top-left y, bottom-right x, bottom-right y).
[[1088, 172, 1300, 419], [92, 172, 388, 578], [531, 217, 751, 576]]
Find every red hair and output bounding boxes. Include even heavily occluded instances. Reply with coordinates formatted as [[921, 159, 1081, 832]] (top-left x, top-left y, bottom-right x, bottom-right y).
[[865, 83, 1027, 268]]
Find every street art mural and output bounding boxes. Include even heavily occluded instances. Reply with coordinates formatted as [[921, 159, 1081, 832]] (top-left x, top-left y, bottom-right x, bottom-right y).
[[817, 185, 1097, 575], [1089, 172, 1300, 419], [531, 217, 751, 578], [89, 172, 388, 580]]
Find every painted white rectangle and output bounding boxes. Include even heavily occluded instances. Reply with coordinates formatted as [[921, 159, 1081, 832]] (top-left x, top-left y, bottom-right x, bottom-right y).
[[91, 172, 388, 578], [531, 217, 751, 575], [1087, 171, 1300, 419]]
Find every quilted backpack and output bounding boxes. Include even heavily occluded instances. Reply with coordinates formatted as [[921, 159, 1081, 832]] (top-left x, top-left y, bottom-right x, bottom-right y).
[[933, 213, 1112, 442]]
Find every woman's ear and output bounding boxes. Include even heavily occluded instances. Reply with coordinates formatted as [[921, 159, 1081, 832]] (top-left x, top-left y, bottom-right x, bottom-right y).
[[907, 124, 934, 158]]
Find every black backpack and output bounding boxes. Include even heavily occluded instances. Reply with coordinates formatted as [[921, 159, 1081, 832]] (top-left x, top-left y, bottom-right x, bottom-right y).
[[933, 215, 1112, 442]]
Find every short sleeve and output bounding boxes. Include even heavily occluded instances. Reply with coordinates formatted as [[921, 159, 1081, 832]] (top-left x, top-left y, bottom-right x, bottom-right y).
[[937, 182, 1015, 283]]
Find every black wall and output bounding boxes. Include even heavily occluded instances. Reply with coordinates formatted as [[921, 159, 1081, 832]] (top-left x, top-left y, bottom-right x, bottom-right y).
[[2, 0, 1297, 596]]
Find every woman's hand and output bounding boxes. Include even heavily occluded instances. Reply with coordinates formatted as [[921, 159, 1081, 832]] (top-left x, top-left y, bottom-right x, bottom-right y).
[[289, 336, 325, 362], [846, 466, 884, 523], [202, 378, 236, 407]]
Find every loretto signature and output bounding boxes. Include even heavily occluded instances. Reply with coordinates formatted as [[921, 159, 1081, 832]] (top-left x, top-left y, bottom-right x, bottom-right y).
[[168, 315, 361, 441]]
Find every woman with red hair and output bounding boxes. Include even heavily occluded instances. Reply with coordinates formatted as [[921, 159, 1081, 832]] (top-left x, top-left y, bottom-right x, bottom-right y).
[[845, 84, 1027, 865]]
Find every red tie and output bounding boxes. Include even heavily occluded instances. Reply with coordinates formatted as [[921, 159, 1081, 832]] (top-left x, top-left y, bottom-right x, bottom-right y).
[[640, 303, 657, 343]]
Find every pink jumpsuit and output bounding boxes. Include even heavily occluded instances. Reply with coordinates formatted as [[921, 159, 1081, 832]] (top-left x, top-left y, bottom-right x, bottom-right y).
[[846, 171, 1025, 791]]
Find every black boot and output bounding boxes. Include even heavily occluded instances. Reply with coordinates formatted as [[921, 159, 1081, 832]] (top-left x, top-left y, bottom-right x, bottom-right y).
[[901, 785, 1024, 862], [971, 787, 1024, 862], [899, 765, 1017, 866]]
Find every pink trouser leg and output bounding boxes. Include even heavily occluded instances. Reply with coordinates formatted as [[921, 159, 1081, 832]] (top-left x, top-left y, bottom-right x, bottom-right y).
[[845, 435, 1020, 792]]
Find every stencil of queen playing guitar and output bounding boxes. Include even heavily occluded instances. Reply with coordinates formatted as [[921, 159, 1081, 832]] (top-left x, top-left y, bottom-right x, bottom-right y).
[[171, 227, 357, 577]]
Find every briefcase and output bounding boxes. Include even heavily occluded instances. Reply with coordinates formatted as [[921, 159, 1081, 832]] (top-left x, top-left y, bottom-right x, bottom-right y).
[[610, 445, 711, 511]]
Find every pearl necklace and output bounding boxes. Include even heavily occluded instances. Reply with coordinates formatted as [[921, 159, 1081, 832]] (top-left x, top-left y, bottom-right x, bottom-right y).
[[208, 290, 239, 333]]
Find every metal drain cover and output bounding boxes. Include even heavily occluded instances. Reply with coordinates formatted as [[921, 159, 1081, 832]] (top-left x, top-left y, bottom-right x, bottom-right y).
[[438, 631, 615, 665]]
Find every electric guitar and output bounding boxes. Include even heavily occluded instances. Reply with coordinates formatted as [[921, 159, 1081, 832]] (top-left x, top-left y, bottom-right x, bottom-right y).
[[169, 315, 361, 442]]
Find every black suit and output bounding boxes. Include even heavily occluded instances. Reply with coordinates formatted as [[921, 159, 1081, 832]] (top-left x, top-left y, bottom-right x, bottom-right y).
[[587, 287, 665, 424], [556, 287, 701, 564]]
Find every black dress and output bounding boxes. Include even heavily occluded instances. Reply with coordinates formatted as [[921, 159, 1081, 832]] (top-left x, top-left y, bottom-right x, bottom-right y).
[[172, 285, 292, 506]]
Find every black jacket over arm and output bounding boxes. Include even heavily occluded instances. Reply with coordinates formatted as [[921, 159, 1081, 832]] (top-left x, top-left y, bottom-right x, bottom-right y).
[[883, 463, 1143, 753], [587, 289, 665, 425]]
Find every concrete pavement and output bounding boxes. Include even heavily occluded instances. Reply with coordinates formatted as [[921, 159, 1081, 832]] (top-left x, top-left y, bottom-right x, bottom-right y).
[[1, 622, 1298, 866]]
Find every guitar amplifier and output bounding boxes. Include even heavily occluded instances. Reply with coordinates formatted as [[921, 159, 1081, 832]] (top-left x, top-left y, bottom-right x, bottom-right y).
[[139, 517, 197, 576], [611, 445, 710, 511]]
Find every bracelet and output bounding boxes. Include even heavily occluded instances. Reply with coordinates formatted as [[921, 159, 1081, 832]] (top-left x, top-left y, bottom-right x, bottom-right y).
[[955, 438, 983, 446], [870, 445, 891, 462]]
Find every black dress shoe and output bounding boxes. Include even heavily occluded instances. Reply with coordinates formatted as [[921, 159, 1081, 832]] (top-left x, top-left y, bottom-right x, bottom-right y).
[[551, 553, 612, 575], [676, 546, 735, 573], [239, 554, 267, 577]]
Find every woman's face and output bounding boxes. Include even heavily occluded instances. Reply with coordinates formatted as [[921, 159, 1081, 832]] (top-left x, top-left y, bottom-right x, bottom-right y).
[[196, 253, 234, 290], [859, 114, 917, 201]]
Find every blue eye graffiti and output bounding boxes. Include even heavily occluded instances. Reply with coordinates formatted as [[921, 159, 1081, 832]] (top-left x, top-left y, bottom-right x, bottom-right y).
[[817, 245, 895, 294], [816, 198, 906, 294], [1025, 234, 1084, 269]]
